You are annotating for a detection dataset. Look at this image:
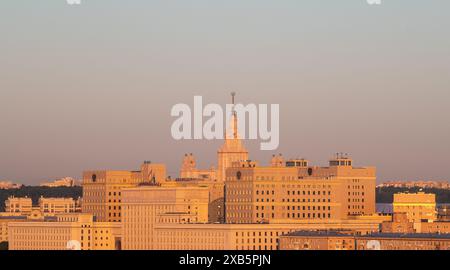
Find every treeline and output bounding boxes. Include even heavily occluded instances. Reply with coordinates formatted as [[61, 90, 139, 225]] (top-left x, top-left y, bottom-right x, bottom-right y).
[[376, 187, 450, 204], [0, 186, 82, 212]]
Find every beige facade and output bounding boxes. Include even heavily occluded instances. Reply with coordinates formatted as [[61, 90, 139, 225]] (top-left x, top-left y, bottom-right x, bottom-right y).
[[154, 220, 382, 250], [5, 197, 32, 215], [393, 192, 437, 222], [82, 162, 167, 222], [39, 197, 76, 214], [121, 184, 385, 250], [121, 186, 209, 250], [8, 213, 121, 250], [225, 157, 376, 224]]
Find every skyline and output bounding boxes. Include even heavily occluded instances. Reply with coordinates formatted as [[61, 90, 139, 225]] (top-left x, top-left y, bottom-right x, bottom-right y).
[[1, 0, 450, 184]]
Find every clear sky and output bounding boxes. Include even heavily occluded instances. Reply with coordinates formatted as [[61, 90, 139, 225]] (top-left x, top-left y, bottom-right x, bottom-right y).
[[1, 0, 449, 184]]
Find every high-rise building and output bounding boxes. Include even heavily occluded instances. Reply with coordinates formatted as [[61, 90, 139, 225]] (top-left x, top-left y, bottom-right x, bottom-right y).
[[225, 155, 376, 224], [82, 162, 167, 222]]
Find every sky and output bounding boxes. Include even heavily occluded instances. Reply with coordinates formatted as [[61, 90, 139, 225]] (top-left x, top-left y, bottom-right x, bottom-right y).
[[0, 0, 449, 185]]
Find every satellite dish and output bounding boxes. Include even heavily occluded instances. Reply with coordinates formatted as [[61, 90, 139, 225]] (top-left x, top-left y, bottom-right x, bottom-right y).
[[66, 240, 81, 250], [366, 240, 381, 250]]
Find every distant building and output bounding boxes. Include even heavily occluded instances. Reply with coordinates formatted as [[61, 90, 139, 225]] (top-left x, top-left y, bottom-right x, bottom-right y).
[[0, 181, 23, 190], [40, 177, 77, 187], [393, 192, 437, 222], [378, 180, 450, 189]]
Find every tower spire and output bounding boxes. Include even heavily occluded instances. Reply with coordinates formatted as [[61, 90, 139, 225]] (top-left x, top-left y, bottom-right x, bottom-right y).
[[231, 92, 238, 139]]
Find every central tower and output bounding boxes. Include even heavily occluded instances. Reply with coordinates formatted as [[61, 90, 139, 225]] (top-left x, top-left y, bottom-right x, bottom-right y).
[[217, 92, 249, 181]]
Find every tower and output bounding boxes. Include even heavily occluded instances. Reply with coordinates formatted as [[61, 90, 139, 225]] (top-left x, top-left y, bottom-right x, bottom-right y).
[[217, 92, 249, 181]]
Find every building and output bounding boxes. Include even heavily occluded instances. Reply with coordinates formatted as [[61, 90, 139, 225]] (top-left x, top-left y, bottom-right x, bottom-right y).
[[378, 180, 450, 189], [438, 205, 450, 221], [381, 213, 415, 234], [180, 153, 216, 180], [279, 231, 450, 250], [381, 213, 450, 234], [356, 234, 450, 250], [393, 192, 437, 222], [5, 197, 32, 215], [121, 185, 384, 250], [225, 155, 376, 224], [121, 186, 210, 250], [40, 177, 77, 187], [8, 213, 121, 250], [0, 181, 23, 190], [279, 231, 355, 250], [82, 161, 167, 222], [39, 197, 76, 214]]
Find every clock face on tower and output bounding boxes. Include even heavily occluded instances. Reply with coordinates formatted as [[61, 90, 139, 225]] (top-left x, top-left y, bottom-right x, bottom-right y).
[[236, 171, 242, 180]]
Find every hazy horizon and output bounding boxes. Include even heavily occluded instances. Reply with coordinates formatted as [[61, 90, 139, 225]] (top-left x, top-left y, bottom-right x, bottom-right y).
[[1, 0, 450, 185]]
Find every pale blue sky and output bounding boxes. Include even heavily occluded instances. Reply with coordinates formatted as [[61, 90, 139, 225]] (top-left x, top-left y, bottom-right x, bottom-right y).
[[1, 0, 449, 184]]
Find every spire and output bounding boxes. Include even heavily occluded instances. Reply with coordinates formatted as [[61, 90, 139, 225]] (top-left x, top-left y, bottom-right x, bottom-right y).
[[231, 92, 238, 139]]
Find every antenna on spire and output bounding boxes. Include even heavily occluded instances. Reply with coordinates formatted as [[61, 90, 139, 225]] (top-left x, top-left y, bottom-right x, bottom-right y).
[[231, 92, 236, 105]]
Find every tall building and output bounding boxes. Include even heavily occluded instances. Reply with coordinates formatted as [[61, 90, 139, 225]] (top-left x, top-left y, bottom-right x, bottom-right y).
[[82, 162, 167, 222], [180, 93, 249, 183], [225, 155, 376, 224], [217, 93, 249, 182], [393, 192, 437, 222]]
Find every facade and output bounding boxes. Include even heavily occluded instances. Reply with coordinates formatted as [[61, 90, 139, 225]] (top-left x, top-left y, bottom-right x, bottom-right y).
[[82, 162, 167, 222], [356, 234, 450, 250], [225, 156, 376, 224], [393, 192, 437, 222], [279, 231, 355, 250], [381, 213, 415, 234], [5, 197, 32, 215], [8, 213, 121, 250], [121, 186, 209, 250], [39, 197, 76, 214], [280, 232, 450, 250], [0, 216, 28, 243], [154, 220, 382, 250], [121, 184, 384, 250]]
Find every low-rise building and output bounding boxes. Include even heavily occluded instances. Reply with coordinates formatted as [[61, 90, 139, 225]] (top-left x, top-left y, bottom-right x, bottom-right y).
[[5, 197, 32, 215], [279, 231, 450, 250], [8, 213, 121, 250]]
